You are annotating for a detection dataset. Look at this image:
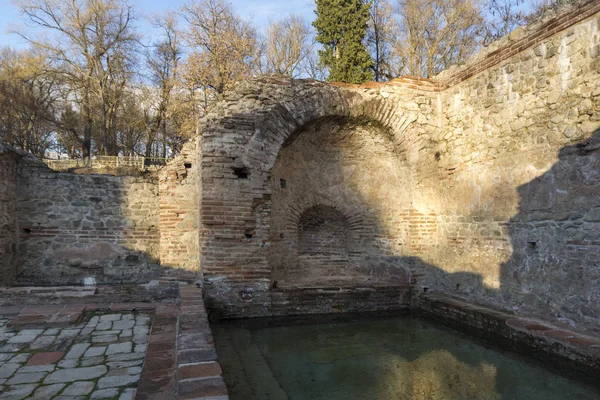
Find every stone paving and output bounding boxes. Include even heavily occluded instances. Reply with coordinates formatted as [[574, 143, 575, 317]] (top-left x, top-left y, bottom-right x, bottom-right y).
[[0, 312, 151, 400]]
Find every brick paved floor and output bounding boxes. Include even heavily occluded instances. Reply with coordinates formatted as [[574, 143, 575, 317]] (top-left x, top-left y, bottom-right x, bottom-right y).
[[0, 312, 151, 400]]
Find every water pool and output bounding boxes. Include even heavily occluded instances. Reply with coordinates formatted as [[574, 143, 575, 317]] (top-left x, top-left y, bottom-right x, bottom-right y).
[[212, 315, 600, 400]]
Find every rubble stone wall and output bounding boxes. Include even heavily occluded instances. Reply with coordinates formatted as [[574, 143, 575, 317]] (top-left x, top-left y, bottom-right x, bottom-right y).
[[412, 5, 600, 333], [199, 76, 436, 317], [269, 117, 415, 287], [0, 146, 20, 286], [16, 160, 160, 285], [0, 0, 597, 335]]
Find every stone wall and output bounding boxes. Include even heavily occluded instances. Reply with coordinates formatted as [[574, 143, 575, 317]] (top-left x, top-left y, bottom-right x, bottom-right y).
[[412, 1, 600, 334], [158, 138, 200, 274], [199, 76, 435, 317], [16, 159, 160, 285], [0, 144, 20, 286], [269, 117, 414, 287], [196, 0, 600, 332], [0, 0, 597, 336], [0, 137, 200, 286]]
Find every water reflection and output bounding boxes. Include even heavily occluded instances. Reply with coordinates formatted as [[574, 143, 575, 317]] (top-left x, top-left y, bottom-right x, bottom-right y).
[[212, 316, 600, 400], [377, 351, 499, 400]]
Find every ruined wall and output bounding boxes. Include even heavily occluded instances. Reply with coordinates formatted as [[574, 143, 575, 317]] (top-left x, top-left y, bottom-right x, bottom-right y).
[[199, 76, 437, 317], [158, 137, 200, 274], [0, 144, 20, 286], [410, 1, 600, 333], [16, 160, 160, 285], [269, 117, 413, 287], [0, 0, 596, 335], [198, 0, 600, 330]]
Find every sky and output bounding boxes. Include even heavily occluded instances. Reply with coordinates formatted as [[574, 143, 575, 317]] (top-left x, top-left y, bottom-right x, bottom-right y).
[[0, 0, 316, 49]]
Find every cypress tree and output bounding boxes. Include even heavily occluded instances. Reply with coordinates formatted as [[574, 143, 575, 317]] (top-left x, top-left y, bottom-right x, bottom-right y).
[[313, 0, 374, 84]]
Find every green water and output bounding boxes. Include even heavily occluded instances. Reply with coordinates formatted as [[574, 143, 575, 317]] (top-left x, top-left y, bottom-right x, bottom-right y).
[[212, 315, 600, 400]]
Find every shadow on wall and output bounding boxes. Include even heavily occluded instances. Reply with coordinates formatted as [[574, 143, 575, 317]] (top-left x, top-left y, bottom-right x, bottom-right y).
[[13, 162, 163, 286], [417, 128, 600, 333], [267, 116, 600, 334], [214, 126, 600, 400], [5, 141, 200, 287], [268, 116, 416, 288]]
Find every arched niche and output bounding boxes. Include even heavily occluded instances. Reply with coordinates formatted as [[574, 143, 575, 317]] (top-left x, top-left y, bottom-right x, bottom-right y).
[[269, 116, 413, 288], [298, 205, 350, 271]]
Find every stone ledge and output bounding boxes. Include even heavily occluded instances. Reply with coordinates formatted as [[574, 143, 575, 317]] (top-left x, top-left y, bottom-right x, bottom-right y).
[[271, 285, 411, 317], [135, 284, 229, 400], [416, 293, 600, 384], [176, 285, 229, 400]]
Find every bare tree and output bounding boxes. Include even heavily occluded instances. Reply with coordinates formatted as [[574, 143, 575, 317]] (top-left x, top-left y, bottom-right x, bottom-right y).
[[143, 13, 182, 158], [301, 50, 329, 81], [526, 0, 576, 22], [395, 0, 483, 78], [0, 47, 58, 158], [482, 0, 527, 45], [13, 0, 139, 157], [181, 0, 259, 94], [368, 0, 402, 81], [263, 15, 314, 77]]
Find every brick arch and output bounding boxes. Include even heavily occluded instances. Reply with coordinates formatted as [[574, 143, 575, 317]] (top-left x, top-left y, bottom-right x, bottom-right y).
[[278, 196, 375, 238], [227, 78, 422, 173], [284, 197, 373, 238], [198, 77, 423, 300]]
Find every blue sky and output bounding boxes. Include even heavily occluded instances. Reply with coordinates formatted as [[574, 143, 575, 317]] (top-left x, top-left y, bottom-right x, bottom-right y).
[[0, 0, 316, 48]]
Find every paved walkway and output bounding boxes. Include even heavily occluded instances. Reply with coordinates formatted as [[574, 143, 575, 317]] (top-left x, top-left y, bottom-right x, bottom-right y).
[[0, 312, 151, 399], [0, 282, 229, 400]]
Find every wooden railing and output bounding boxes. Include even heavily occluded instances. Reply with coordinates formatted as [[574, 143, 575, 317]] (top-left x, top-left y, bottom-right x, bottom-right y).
[[43, 156, 169, 171]]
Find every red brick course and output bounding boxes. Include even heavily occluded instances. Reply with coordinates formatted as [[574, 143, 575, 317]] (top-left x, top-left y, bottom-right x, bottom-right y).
[[136, 284, 229, 400]]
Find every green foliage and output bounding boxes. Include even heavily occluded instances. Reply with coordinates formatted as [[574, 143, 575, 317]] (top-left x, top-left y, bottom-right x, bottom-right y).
[[313, 0, 374, 83]]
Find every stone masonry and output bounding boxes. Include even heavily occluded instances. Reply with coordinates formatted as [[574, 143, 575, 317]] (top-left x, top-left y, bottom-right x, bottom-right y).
[[16, 158, 160, 286], [0, 143, 20, 287], [158, 138, 200, 273], [0, 0, 598, 340], [0, 312, 150, 400], [195, 0, 600, 334]]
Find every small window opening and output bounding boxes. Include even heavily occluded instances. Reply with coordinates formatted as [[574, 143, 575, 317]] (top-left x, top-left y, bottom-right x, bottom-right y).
[[232, 166, 249, 179], [434, 152, 441, 161], [244, 228, 254, 239], [280, 179, 287, 189], [527, 241, 537, 249], [23, 228, 32, 234], [184, 163, 192, 169]]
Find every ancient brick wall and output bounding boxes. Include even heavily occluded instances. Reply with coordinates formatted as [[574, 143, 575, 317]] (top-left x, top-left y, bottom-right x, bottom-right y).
[[0, 0, 597, 334], [197, 76, 436, 317], [0, 144, 20, 286], [297, 205, 350, 271], [269, 117, 416, 288], [158, 137, 200, 274], [16, 159, 160, 285], [197, 0, 600, 330]]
